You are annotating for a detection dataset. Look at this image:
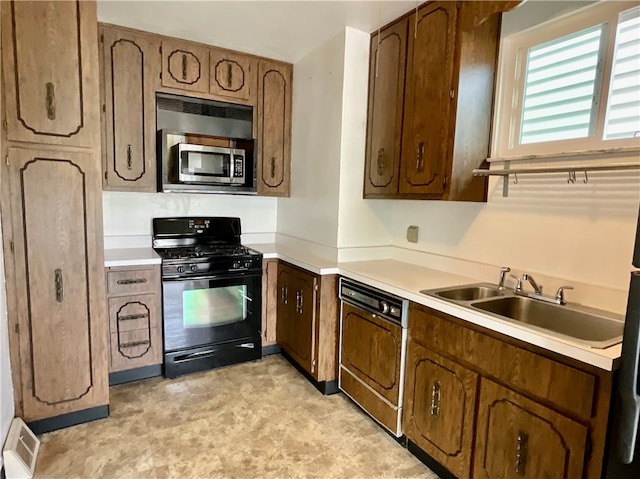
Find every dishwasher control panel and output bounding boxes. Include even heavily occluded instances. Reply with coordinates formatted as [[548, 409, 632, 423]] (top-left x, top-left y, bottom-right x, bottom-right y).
[[339, 278, 407, 326]]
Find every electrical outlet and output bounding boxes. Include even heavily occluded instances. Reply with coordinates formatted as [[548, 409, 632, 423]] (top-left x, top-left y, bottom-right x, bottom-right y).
[[407, 225, 419, 243]]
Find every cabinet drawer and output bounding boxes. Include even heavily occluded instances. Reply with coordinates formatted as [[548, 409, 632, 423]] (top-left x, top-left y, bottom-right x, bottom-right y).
[[340, 367, 400, 436], [410, 304, 596, 420], [108, 293, 159, 333], [110, 327, 162, 373], [107, 267, 159, 296]]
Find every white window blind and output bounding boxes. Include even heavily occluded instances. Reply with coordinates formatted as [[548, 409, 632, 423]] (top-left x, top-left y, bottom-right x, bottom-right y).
[[519, 24, 604, 145], [604, 6, 640, 140]]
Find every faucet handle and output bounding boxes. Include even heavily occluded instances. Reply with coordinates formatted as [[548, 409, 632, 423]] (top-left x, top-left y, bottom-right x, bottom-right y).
[[510, 274, 523, 293], [555, 285, 574, 304], [500, 266, 511, 273]]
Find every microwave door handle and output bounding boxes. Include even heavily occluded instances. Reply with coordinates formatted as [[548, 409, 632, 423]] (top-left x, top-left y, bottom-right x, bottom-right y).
[[618, 271, 640, 464]]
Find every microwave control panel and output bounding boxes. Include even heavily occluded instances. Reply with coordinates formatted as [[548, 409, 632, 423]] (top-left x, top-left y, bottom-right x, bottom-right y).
[[234, 156, 244, 177]]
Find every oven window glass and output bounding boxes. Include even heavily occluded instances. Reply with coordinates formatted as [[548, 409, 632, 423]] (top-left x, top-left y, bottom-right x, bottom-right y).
[[182, 150, 230, 177], [182, 285, 247, 328]]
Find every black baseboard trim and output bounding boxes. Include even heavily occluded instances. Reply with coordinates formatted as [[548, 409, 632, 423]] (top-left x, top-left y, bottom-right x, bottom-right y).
[[27, 405, 109, 435], [109, 364, 163, 386], [262, 344, 281, 356], [407, 440, 457, 479], [280, 350, 339, 395], [1, 465, 5, 479]]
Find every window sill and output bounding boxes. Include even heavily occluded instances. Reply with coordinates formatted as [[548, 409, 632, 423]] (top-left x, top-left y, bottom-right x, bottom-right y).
[[487, 145, 640, 164]]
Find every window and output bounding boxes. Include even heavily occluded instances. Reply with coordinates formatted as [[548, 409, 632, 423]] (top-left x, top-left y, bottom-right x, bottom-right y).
[[493, 1, 640, 158]]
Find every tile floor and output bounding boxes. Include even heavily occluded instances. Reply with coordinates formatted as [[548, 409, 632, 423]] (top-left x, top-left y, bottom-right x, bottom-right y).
[[34, 355, 439, 478]]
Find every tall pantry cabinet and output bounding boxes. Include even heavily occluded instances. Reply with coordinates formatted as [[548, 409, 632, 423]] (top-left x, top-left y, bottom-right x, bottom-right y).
[[1, 1, 109, 432]]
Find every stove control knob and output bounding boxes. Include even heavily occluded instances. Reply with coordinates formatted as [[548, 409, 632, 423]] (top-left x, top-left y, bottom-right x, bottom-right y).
[[244, 261, 252, 268], [380, 301, 390, 315], [190, 264, 198, 272], [233, 261, 241, 269], [177, 265, 185, 273]]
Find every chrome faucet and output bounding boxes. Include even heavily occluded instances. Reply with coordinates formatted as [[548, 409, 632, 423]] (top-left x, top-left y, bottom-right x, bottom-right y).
[[555, 285, 574, 305], [522, 273, 543, 295], [510, 274, 523, 294], [497, 266, 511, 290]]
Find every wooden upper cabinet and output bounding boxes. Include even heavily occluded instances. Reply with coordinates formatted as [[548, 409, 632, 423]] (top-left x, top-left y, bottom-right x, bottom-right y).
[[209, 50, 257, 105], [1, 1, 99, 147], [100, 25, 159, 192], [473, 379, 588, 479], [6, 147, 107, 422], [364, 18, 407, 198], [257, 60, 292, 197], [400, 2, 457, 197], [403, 340, 478, 479], [161, 39, 209, 93]]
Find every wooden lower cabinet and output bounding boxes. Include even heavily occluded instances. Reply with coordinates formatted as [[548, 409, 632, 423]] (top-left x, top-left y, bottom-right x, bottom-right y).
[[473, 379, 587, 479], [262, 259, 279, 348], [403, 341, 478, 478], [276, 261, 338, 386], [105, 265, 162, 373], [405, 302, 613, 479]]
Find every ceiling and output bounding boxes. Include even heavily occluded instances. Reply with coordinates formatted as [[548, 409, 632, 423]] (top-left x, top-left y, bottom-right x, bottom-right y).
[[97, 1, 416, 63]]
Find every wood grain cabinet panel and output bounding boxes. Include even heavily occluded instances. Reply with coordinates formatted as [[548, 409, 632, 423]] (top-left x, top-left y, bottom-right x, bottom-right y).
[[209, 50, 256, 104], [257, 60, 292, 197], [262, 259, 278, 348], [1, 1, 99, 147], [100, 25, 159, 192], [110, 328, 162, 373], [403, 341, 478, 478], [400, 2, 457, 197], [340, 303, 402, 404], [5, 147, 107, 422], [107, 266, 159, 296], [473, 379, 588, 479], [364, 18, 407, 197], [161, 39, 209, 93]]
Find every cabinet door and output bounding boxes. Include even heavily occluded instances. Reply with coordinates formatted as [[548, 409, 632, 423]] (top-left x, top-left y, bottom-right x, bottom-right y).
[[161, 39, 209, 93], [257, 60, 292, 197], [276, 266, 294, 351], [473, 379, 588, 479], [340, 303, 402, 404], [262, 259, 278, 347], [363, 18, 407, 198], [403, 340, 478, 479], [1, 1, 99, 147], [5, 147, 107, 422], [100, 26, 159, 192], [289, 269, 316, 375], [209, 49, 257, 104], [399, 1, 458, 197]]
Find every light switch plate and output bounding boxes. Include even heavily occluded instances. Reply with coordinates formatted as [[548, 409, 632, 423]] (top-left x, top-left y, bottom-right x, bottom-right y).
[[407, 225, 419, 243]]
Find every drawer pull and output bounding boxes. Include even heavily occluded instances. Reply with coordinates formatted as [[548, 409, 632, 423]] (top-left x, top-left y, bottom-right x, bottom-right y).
[[121, 340, 150, 349], [281, 285, 288, 305], [416, 142, 425, 173], [227, 62, 233, 88], [116, 278, 147, 285], [271, 157, 276, 179], [515, 430, 529, 476], [54, 268, 63, 302], [119, 313, 148, 322], [181, 53, 188, 80], [126, 144, 133, 170], [296, 291, 303, 314], [45, 82, 56, 120], [377, 148, 385, 175], [430, 381, 441, 417]]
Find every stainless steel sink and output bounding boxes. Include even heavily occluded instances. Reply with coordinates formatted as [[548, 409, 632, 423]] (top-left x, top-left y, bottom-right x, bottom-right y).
[[421, 282, 624, 349], [433, 285, 503, 302], [471, 296, 624, 348]]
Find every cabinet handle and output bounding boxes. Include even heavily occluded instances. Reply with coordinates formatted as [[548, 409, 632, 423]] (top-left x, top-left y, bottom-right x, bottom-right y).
[[430, 381, 441, 417], [181, 53, 188, 80], [119, 313, 148, 322], [126, 144, 133, 170], [121, 339, 150, 349], [416, 142, 425, 173], [271, 157, 276, 179], [515, 431, 529, 476], [227, 62, 233, 88], [281, 285, 288, 305], [377, 148, 385, 175], [54, 269, 63, 302], [116, 278, 147, 285], [45, 82, 56, 120], [296, 291, 303, 314]]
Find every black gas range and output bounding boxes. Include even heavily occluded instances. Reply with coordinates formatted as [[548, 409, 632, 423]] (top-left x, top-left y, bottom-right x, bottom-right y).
[[153, 217, 262, 378]]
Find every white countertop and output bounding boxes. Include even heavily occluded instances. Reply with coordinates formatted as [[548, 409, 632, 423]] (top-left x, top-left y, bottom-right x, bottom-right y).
[[248, 243, 622, 371], [104, 248, 161, 267]]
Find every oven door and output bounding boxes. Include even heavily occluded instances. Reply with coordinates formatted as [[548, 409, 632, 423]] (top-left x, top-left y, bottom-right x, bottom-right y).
[[162, 272, 261, 353]]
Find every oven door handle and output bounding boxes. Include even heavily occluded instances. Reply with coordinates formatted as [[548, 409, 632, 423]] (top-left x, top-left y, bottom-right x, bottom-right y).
[[162, 272, 262, 282]]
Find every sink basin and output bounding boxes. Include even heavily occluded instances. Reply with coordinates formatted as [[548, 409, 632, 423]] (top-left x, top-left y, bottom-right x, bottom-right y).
[[471, 296, 623, 348], [432, 285, 503, 302]]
